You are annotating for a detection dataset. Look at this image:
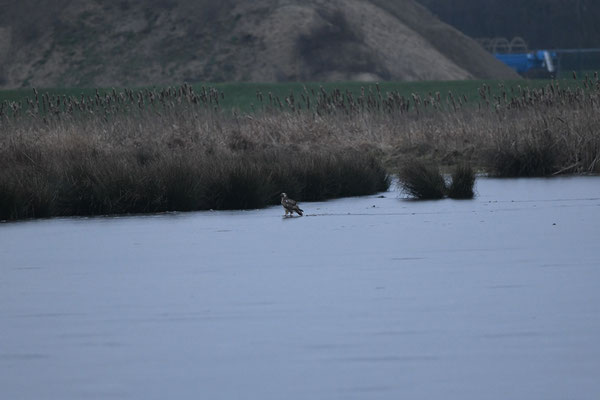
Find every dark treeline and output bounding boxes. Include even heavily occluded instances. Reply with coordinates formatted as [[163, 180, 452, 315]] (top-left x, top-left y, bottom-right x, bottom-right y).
[[417, 0, 600, 49]]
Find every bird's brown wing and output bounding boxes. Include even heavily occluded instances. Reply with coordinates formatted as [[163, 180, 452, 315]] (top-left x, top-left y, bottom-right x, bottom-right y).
[[282, 198, 302, 215], [283, 198, 297, 208], [284, 198, 303, 215]]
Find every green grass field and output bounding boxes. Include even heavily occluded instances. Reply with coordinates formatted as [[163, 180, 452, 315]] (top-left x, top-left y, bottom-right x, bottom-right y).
[[0, 78, 581, 113]]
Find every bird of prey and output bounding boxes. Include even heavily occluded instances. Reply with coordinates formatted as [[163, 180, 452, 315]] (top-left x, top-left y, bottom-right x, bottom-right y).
[[280, 193, 303, 217]]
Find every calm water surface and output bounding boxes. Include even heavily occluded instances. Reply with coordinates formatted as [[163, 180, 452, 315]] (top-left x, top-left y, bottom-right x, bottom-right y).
[[1, 177, 599, 400]]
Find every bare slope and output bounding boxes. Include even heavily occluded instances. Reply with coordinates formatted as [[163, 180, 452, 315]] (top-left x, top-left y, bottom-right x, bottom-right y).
[[0, 0, 517, 88]]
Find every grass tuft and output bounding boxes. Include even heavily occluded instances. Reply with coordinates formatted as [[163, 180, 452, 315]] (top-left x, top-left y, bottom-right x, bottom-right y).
[[398, 159, 446, 200], [447, 163, 476, 199]]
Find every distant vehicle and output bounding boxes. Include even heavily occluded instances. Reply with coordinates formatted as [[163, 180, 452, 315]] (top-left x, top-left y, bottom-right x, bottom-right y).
[[479, 37, 558, 78], [494, 50, 558, 78]]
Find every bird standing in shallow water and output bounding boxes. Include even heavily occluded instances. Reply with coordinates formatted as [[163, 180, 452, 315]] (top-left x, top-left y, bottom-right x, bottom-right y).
[[280, 193, 303, 217]]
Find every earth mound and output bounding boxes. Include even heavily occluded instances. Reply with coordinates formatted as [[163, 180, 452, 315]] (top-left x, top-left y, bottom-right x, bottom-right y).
[[0, 0, 518, 88]]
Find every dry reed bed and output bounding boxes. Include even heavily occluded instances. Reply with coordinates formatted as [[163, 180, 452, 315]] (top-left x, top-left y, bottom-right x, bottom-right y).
[[0, 130, 389, 220], [1, 77, 599, 220]]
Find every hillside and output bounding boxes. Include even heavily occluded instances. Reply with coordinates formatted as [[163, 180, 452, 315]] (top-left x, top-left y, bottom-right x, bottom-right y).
[[0, 0, 518, 88]]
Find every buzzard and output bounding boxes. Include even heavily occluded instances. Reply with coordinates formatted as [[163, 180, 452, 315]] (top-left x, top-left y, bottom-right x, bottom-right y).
[[280, 193, 303, 217]]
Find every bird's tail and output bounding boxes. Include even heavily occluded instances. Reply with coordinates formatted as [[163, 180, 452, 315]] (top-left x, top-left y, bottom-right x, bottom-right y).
[[297, 208, 304, 216]]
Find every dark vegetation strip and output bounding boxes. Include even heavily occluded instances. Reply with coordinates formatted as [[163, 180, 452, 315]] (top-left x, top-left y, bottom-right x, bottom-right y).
[[0, 145, 388, 220], [1, 74, 599, 219]]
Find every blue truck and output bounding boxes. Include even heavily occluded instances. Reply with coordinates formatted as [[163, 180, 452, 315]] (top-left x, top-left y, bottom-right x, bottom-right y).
[[494, 50, 558, 78]]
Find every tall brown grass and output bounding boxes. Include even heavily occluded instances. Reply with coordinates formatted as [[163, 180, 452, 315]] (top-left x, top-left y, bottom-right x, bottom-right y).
[[0, 134, 389, 220], [1, 77, 599, 220]]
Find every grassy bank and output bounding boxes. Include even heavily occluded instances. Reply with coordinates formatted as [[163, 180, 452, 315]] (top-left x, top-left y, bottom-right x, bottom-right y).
[[1, 76, 599, 220]]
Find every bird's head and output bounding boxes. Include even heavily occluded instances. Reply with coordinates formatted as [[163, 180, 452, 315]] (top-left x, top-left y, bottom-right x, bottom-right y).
[[280, 193, 287, 199]]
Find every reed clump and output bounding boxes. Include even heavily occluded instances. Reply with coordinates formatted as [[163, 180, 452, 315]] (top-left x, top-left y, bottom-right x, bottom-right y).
[[398, 159, 446, 200], [447, 164, 476, 199], [398, 160, 476, 200]]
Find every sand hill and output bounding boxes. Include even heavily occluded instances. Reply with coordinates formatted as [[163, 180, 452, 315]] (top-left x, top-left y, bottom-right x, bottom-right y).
[[0, 0, 518, 88]]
